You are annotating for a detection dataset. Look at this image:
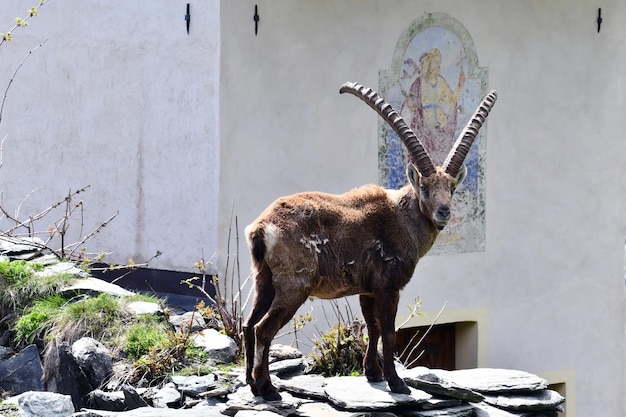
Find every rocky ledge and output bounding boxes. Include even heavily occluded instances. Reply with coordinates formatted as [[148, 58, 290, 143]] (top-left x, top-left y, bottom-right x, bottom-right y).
[[3, 352, 565, 417]]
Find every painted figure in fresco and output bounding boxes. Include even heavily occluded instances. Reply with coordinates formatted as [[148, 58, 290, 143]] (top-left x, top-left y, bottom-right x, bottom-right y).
[[400, 48, 465, 165]]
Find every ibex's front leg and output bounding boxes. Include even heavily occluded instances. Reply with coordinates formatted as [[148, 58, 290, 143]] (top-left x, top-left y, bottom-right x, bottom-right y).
[[376, 290, 410, 394]]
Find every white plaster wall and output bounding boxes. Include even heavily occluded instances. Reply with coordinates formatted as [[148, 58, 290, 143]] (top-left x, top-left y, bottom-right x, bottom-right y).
[[220, 1, 626, 416], [0, 1, 220, 272]]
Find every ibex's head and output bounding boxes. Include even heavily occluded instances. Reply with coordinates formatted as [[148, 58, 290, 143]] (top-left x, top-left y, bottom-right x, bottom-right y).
[[339, 82, 497, 230]]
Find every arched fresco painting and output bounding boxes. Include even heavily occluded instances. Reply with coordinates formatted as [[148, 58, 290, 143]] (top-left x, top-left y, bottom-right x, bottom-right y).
[[379, 12, 489, 255]]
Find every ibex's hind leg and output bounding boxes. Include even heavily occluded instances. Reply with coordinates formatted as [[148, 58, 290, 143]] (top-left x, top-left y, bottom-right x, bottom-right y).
[[360, 294, 383, 382], [244, 264, 274, 396], [376, 290, 410, 394], [252, 283, 310, 401]]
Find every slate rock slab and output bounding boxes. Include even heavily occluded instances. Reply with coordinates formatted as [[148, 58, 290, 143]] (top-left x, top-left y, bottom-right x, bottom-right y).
[[0, 236, 44, 256], [86, 390, 126, 411], [471, 401, 558, 417], [124, 301, 162, 316], [62, 277, 134, 297], [400, 367, 484, 402], [34, 261, 88, 279], [268, 344, 303, 363], [323, 376, 431, 410], [169, 311, 206, 332], [192, 328, 237, 363], [0, 344, 44, 394], [17, 391, 74, 417], [77, 404, 226, 417], [171, 374, 222, 396], [268, 357, 305, 377], [275, 374, 327, 399], [401, 404, 474, 417], [483, 389, 564, 412], [446, 368, 548, 393], [152, 382, 182, 408], [225, 386, 299, 416]]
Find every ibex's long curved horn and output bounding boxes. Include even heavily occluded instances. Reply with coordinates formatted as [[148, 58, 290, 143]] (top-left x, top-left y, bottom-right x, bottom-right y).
[[340, 82, 436, 177], [443, 90, 498, 178]]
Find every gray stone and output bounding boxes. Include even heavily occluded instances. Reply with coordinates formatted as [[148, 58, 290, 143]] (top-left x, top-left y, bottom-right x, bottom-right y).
[[0, 345, 14, 359], [400, 367, 484, 402], [446, 368, 548, 393], [275, 374, 327, 399], [268, 357, 305, 377], [268, 344, 303, 363], [483, 389, 565, 412], [169, 311, 206, 332], [192, 328, 237, 363], [296, 401, 355, 417], [171, 374, 222, 396], [401, 404, 474, 417], [34, 261, 88, 279], [122, 385, 149, 409], [0, 236, 44, 256], [62, 277, 134, 297], [0, 344, 44, 394], [45, 342, 92, 410], [235, 411, 285, 417], [323, 376, 431, 410], [124, 301, 162, 316], [71, 337, 113, 388], [471, 401, 558, 417], [152, 382, 182, 408], [225, 385, 299, 416], [17, 391, 74, 417], [86, 389, 126, 411], [77, 407, 226, 417]]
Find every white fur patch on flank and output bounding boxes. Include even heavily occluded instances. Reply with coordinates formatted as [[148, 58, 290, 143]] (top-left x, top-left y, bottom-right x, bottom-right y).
[[264, 223, 280, 254], [300, 233, 328, 253]]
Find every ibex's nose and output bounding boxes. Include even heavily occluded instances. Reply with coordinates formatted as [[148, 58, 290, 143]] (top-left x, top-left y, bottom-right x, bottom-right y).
[[437, 205, 451, 220]]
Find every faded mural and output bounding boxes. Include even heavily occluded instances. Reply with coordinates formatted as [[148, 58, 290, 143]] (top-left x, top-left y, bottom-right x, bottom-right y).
[[379, 12, 489, 255]]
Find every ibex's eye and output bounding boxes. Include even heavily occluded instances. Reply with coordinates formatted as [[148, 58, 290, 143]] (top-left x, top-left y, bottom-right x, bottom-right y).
[[420, 184, 429, 198]]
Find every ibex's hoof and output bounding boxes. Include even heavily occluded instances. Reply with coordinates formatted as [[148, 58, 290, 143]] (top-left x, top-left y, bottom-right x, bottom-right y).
[[261, 390, 282, 402], [389, 380, 411, 395]]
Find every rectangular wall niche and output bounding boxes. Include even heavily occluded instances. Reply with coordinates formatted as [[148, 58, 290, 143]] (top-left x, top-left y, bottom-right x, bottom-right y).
[[394, 321, 478, 370]]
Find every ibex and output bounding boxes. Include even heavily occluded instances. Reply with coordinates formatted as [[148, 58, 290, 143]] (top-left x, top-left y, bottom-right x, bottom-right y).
[[244, 82, 497, 400]]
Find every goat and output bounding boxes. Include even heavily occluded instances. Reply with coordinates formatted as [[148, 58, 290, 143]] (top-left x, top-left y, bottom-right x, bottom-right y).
[[243, 82, 497, 400]]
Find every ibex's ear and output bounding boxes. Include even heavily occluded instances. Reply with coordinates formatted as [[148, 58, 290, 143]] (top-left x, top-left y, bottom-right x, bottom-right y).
[[454, 164, 467, 188], [406, 163, 422, 189]]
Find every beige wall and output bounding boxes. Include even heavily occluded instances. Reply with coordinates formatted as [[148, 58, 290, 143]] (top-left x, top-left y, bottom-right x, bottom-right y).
[[0, 1, 220, 272], [220, 2, 626, 416]]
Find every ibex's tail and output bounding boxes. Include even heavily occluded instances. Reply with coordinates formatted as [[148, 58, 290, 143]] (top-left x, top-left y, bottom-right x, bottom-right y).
[[246, 225, 267, 264]]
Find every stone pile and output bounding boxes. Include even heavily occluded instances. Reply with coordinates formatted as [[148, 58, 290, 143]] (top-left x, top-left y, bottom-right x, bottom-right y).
[[4, 360, 565, 417], [0, 236, 565, 416]]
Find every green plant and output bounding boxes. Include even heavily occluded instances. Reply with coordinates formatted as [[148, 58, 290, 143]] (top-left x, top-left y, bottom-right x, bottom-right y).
[[0, 260, 75, 319], [124, 319, 169, 361], [132, 331, 194, 384], [181, 211, 252, 361], [13, 294, 64, 345], [0, 259, 39, 284], [309, 319, 367, 377]]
